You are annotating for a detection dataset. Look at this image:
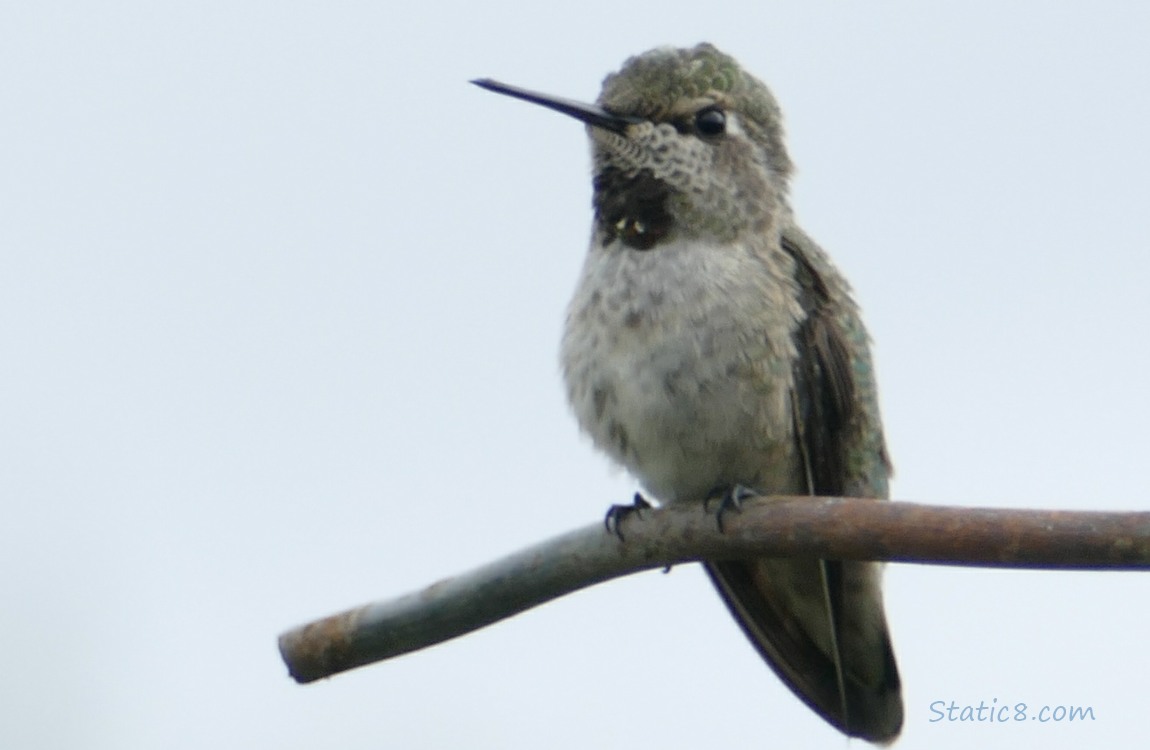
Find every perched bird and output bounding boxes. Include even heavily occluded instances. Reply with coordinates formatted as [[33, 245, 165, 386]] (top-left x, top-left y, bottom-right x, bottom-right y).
[[474, 43, 902, 742]]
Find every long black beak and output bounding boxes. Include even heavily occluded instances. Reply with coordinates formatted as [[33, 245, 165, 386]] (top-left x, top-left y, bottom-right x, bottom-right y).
[[471, 78, 642, 134]]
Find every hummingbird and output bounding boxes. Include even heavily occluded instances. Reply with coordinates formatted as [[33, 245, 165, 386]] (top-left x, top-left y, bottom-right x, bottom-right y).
[[473, 43, 902, 742]]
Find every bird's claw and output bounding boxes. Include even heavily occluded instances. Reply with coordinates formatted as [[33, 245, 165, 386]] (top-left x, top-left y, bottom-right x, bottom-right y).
[[604, 492, 652, 541], [704, 484, 758, 533]]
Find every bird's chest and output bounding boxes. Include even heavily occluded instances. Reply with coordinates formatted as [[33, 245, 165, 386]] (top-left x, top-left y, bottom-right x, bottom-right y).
[[561, 238, 804, 500]]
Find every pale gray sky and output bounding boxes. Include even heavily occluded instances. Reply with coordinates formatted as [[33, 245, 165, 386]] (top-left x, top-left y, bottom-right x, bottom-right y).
[[3, 3, 1148, 749]]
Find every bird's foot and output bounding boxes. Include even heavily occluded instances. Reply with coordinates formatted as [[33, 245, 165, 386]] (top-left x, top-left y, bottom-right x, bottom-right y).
[[703, 484, 759, 533], [604, 492, 652, 541]]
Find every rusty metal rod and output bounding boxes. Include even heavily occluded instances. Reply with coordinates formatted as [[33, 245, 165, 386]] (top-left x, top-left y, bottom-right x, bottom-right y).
[[278, 496, 1150, 683]]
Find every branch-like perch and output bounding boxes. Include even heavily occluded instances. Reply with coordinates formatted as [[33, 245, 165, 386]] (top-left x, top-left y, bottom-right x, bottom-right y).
[[278, 496, 1150, 683]]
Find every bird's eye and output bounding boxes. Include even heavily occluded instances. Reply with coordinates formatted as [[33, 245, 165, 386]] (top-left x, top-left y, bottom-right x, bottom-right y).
[[694, 107, 726, 136]]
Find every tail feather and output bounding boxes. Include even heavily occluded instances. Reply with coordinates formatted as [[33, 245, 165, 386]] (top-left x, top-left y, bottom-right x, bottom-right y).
[[704, 558, 902, 743]]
